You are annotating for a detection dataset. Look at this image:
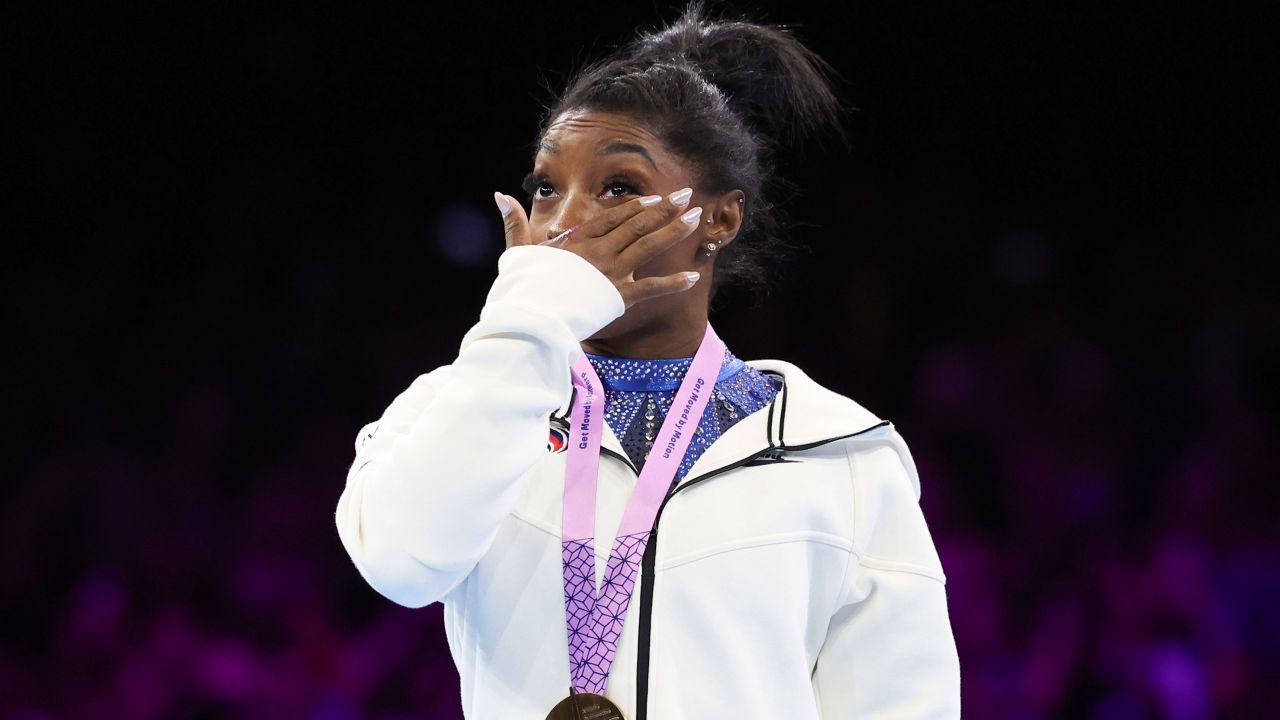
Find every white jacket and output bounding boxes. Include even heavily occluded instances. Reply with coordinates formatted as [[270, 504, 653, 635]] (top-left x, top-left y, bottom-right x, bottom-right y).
[[335, 244, 962, 719]]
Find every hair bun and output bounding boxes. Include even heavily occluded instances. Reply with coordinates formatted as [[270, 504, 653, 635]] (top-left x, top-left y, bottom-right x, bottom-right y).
[[624, 1, 850, 152]]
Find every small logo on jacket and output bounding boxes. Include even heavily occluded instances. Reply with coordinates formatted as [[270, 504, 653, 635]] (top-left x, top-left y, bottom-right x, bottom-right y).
[[548, 426, 569, 453], [744, 451, 798, 467]]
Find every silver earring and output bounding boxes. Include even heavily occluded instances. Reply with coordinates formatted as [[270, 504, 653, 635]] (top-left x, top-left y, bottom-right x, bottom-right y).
[[704, 242, 718, 256]]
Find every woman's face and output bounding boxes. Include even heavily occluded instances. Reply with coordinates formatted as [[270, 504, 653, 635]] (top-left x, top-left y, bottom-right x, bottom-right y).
[[526, 109, 742, 346]]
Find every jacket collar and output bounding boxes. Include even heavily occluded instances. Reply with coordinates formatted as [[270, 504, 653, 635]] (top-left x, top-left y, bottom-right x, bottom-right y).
[[678, 359, 887, 483], [553, 358, 887, 486]]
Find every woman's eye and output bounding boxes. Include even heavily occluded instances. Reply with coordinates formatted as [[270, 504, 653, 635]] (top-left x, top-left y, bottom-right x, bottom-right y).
[[604, 181, 636, 198], [522, 173, 640, 200], [521, 172, 554, 199]]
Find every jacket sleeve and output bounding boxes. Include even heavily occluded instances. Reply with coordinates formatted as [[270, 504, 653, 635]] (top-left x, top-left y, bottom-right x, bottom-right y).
[[813, 427, 962, 718], [334, 245, 626, 609]]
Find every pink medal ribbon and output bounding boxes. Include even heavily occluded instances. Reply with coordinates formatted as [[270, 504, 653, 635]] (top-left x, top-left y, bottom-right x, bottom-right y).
[[560, 322, 726, 694]]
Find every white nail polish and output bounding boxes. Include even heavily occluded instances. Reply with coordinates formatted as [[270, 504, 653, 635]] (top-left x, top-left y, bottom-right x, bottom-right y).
[[669, 188, 693, 206], [685, 271, 701, 285], [680, 206, 703, 224], [639, 195, 663, 206], [494, 192, 512, 217]]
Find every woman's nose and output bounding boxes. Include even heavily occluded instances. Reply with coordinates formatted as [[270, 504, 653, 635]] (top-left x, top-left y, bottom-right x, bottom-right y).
[[545, 193, 593, 241]]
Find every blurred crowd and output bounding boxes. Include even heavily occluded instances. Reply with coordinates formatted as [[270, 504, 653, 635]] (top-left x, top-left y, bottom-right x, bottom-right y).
[[4, 235, 1276, 718], [8, 3, 1277, 717]]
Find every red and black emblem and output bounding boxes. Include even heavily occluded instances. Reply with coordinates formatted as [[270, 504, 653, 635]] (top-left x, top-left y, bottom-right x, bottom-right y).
[[548, 425, 569, 453]]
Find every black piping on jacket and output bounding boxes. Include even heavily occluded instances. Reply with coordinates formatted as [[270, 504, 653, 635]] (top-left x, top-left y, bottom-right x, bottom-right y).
[[552, 372, 892, 718], [630, 372, 891, 719]]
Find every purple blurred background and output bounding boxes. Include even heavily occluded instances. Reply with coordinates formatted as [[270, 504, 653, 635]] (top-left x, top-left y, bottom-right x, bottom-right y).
[[6, 2, 1278, 718]]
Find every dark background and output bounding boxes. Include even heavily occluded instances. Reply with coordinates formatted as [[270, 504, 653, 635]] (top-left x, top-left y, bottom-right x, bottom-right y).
[[6, 2, 1279, 717]]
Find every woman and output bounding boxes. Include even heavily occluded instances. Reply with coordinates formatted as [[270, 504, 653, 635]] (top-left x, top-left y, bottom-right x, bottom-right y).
[[335, 3, 960, 717]]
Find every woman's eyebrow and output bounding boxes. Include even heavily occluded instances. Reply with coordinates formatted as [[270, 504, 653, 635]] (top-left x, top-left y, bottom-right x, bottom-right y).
[[537, 139, 658, 171], [596, 142, 657, 170]]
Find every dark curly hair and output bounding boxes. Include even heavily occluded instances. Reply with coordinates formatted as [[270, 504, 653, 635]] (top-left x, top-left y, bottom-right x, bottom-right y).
[[532, 0, 852, 302]]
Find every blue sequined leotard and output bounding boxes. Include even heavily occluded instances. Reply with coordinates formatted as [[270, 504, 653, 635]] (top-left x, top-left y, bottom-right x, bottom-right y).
[[584, 346, 780, 481]]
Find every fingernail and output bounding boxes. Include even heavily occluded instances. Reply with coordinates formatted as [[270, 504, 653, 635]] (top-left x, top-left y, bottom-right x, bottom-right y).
[[684, 271, 701, 285], [680, 206, 703, 224], [494, 192, 512, 217], [669, 188, 693, 206], [639, 195, 663, 206]]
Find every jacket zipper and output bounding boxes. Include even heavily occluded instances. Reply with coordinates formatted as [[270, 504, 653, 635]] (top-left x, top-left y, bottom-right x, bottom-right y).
[[632, 419, 892, 720]]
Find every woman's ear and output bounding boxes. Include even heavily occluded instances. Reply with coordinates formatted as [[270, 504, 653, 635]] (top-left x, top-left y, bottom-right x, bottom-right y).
[[705, 189, 746, 248]]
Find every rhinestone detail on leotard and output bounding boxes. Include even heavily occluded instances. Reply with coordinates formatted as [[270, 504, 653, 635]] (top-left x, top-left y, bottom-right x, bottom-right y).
[[584, 346, 779, 480]]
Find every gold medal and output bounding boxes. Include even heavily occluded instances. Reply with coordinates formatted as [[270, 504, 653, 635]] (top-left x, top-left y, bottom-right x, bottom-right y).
[[545, 689, 626, 720]]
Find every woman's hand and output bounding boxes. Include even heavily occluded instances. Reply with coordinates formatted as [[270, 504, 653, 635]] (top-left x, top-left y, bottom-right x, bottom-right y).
[[494, 189, 703, 309]]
